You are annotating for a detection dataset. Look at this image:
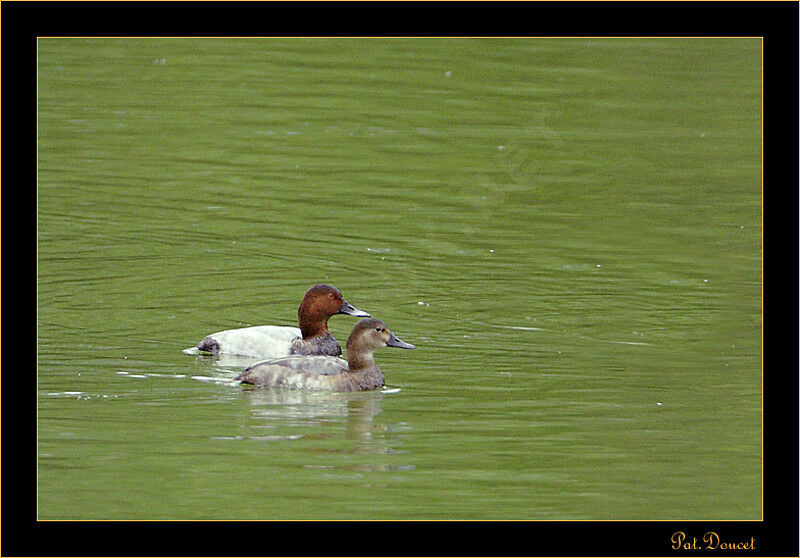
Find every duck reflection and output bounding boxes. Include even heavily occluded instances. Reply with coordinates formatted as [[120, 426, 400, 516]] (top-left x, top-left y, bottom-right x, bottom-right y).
[[238, 388, 414, 472]]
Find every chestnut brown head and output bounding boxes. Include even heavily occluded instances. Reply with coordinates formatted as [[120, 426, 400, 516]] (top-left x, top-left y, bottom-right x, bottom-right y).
[[297, 284, 369, 338]]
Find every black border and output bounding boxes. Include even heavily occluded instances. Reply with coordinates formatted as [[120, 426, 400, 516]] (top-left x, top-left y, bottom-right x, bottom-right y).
[[4, 1, 797, 557]]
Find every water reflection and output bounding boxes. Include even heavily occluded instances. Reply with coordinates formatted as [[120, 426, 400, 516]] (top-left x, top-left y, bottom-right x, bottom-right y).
[[191, 352, 416, 472], [238, 388, 414, 473]]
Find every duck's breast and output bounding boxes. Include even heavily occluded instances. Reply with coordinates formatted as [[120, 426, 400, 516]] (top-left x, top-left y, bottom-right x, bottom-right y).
[[289, 333, 343, 357]]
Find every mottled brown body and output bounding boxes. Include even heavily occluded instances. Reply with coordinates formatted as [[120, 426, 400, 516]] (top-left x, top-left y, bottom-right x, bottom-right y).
[[237, 318, 415, 392], [236, 356, 384, 392]]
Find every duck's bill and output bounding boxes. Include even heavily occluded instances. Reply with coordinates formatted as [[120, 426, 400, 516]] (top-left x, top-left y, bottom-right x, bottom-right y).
[[386, 334, 415, 349], [340, 300, 370, 318]]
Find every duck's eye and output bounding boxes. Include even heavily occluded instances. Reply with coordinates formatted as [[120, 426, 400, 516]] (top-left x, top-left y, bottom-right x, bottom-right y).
[[375, 327, 384, 332]]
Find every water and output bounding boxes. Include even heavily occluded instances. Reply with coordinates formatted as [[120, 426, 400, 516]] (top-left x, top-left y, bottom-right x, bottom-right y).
[[37, 38, 761, 520]]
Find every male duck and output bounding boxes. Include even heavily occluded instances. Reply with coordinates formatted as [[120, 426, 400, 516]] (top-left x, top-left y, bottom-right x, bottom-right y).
[[236, 318, 415, 392], [184, 284, 369, 359]]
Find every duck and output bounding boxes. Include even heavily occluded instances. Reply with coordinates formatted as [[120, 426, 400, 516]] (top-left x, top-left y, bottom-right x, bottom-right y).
[[183, 284, 369, 359], [236, 318, 415, 392]]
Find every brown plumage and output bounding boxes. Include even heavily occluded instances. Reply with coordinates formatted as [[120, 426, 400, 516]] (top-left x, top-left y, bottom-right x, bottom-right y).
[[237, 318, 415, 392]]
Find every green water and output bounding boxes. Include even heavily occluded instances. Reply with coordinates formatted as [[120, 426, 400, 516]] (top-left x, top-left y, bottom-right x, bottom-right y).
[[37, 38, 762, 520]]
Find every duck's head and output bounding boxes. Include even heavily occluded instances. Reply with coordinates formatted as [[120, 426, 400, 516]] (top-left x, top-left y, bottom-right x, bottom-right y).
[[346, 318, 416, 360], [298, 284, 370, 338]]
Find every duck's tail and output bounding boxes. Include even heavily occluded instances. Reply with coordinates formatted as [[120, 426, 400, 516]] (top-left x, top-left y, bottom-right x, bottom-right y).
[[183, 336, 220, 355]]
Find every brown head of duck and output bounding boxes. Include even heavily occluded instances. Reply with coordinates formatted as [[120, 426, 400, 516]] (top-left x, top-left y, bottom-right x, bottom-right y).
[[345, 318, 415, 370], [312, 317, 415, 391], [290, 284, 370, 356]]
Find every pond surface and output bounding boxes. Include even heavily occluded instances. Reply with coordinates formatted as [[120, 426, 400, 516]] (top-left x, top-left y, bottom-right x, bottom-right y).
[[37, 38, 761, 520]]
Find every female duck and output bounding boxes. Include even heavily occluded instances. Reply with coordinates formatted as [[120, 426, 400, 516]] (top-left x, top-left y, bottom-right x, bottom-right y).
[[184, 284, 369, 359], [236, 318, 415, 392]]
